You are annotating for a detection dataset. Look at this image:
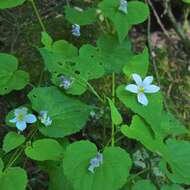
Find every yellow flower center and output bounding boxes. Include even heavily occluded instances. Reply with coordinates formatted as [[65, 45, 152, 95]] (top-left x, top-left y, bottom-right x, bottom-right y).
[[17, 113, 24, 121], [138, 86, 144, 93]]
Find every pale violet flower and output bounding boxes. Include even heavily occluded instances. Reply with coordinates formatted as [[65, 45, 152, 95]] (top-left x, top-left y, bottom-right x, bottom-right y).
[[39, 111, 52, 127], [88, 153, 103, 174], [125, 73, 160, 106], [119, 0, 128, 14], [9, 107, 37, 131], [59, 75, 74, 90], [71, 24, 80, 37]]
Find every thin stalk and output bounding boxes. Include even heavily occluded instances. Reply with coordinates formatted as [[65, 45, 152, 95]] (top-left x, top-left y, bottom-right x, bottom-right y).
[[29, 0, 46, 31], [111, 72, 116, 146]]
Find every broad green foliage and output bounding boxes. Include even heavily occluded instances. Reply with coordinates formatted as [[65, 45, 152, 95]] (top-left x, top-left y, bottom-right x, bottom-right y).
[[63, 140, 132, 190], [41, 161, 74, 190], [0, 53, 29, 95], [3, 132, 25, 153], [161, 184, 184, 190], [160, 139, 190, 184], [99, 0, 149, 42], [65, 7, 97, 25], [1, 0, 190, 189], [25, 139, 63, 161], [117, 85, 163, 137], [28, 86, 91, 137], [131, 180, 157, 190], [182, 0, 190, 3], [0, 0, 25, 9], [108, 98, 123, 125], [0, 158, 4, 171], [123, 47, 149, 78], [0, 163, 27, 190], [121, 115, 164, 153], [40, 40, 78, 72], [97, 34, 133, 73]]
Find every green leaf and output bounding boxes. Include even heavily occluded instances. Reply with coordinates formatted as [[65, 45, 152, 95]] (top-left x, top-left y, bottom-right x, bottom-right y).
[[0, 0, 25, 9], [52, 44, 104, 95], [0, 53, 29, 95], [161, 184, 184, 190], [39, 40, 78, 72], [108, 97, 123, 125], [41, 32, 53, 50], [97, 34, 133, 73], [0, 158, 4, 171], [65, 7, 97, 25], [25, 139, 63, 161], [63, 140, 132, 190], [121, 115, 165, 153], [131, 180, 157, 190], [160, 112, 189, 138], [3, 132, 25, 153], [0, 167, 28, 190], [123, 47, 149, 78], [160, 139, 190, 185], [41, 161, 74, 190], [99, 0, 149, 42], [117, 85, 163, 137], [28, 86, 91, 137], [182, 0, 190, 4]]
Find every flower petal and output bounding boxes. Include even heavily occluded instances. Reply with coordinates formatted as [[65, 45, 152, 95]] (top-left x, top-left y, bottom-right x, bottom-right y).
[[16, 121, 27, 131], [143, 76, 153, 86], [15, 107, 28, 116], [144, 85, 160, 93], [137, 93, 148, 106], [132, 74, 142, 85], [125, 84, 138, 93], [9, 117, 17, 123], [25, 114, 37, 124]]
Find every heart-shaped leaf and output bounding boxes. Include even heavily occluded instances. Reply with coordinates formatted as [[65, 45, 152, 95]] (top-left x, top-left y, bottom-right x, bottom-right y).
[[0, 53, 29, 95], [63, 140, 132, 190], [0, 167, 28, 190], [3, 132, 25, 153], [25, 139, 63, 161], [28, 86, 91, 137], [161, 184, 184, 190], [99, 0, 149, 42]]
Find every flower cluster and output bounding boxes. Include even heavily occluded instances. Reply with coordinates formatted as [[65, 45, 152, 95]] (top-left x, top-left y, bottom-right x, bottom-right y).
[[88, 153, 103, 174], [9, 107, 52, 131]]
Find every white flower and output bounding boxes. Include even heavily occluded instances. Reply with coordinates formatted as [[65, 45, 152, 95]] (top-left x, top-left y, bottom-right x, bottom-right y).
[[125, 73, 160, 106], [71, 24, 80, 37], [119, 0, 128, 14], [88, 153, 103, 174], [9, 107, 37, 131], [39, 111, 52, 127]]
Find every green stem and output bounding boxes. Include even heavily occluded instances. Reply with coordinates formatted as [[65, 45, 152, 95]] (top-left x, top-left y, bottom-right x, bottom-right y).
[[5, 127, 38, 170], [111, 72, 116, 146], [87, 82, 105, 103], [29, 0, 46, 31]]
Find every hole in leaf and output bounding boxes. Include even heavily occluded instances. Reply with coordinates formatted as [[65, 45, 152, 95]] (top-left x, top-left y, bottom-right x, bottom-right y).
[[4, 87, 7, 90], [75, 70, 80, 75]]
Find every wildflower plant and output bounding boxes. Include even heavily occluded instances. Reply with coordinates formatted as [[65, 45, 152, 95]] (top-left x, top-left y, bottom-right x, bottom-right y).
[[0, 0, 189, 190]]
